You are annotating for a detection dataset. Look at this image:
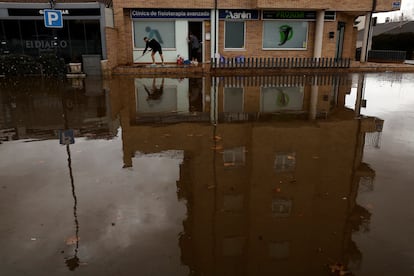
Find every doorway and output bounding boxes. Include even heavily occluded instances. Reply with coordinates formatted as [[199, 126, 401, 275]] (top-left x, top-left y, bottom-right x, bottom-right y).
[[188, 22, 202, 62]]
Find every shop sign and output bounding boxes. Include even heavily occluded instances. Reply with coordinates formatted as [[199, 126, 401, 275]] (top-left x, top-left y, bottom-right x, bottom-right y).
[[25, 40, 68, 49], [7, 8, 100, 17], [263, 10, 336, 21], [131, 9, 210, 19], [219, 9, 259, 20]]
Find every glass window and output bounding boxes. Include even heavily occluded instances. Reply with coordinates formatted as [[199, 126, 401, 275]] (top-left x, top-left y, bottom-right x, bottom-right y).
[[225, 21, 244, 49], [263, 21, 308, 49], [133, 21, 175, 49], [84, 21, 102, 55]]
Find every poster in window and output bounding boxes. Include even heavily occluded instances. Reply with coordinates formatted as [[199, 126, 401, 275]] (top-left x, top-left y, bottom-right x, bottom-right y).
[[263, 21, 308, 49]]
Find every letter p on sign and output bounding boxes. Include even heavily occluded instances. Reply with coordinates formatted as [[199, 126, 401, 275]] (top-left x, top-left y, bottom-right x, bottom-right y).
[[44, 9, 63, 28]]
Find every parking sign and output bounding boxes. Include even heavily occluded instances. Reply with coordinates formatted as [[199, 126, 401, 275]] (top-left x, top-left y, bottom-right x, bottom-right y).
[[44, 9, 63, 28]]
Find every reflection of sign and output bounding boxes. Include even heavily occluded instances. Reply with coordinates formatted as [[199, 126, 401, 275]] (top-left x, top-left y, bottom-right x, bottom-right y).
[[131, 9, 210, 19], [44, 9, 63, 28], [392, 1, 401, 9], [59, 129, 75, 145], [263, 10, 336, 21], [219, 9, 259, 20]]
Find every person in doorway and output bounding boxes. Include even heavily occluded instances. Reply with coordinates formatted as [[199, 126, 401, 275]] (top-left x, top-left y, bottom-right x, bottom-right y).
[[187, 32, 200, 63], [142, 37, 164, 66], [144, 78, 164, 101]]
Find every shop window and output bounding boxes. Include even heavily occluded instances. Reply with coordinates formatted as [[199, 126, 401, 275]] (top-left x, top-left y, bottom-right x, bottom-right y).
[[133, 21, 175, 49], [84, 21, 102, 54], [224, 21, 245, 49], [263, 21, 308, 49]]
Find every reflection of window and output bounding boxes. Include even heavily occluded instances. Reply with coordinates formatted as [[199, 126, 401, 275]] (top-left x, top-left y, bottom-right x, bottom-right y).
[[224, 87, 244, 112], [225, 21, 245, 49], [263, 21, 308, 49], [133, 21, 175, 48], [274, 152, 296, 173], [223, 147, 245, 167], [268, 241, 290, 259], [271, 198, 292, 217]]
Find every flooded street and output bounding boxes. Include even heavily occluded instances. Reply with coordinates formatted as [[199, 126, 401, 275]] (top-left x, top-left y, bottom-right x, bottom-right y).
[[1, 73, 413, 276]]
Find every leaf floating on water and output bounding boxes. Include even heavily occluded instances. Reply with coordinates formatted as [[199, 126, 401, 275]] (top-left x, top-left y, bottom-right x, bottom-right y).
[[328, 263, 353, 275], [213, 135, 222, 141], [65, 236, 80, 245]]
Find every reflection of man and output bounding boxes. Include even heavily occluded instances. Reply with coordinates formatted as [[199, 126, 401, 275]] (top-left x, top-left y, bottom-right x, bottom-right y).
[[144, 78, 164, 101], [143, 37, 165, 66]]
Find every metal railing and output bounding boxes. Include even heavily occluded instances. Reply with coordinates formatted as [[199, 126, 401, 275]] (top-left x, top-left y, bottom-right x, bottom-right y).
[[211, 57, 351, 69]]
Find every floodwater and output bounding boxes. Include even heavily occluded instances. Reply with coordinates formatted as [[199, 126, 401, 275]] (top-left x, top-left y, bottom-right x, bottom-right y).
[[0, 73, 413, 276]]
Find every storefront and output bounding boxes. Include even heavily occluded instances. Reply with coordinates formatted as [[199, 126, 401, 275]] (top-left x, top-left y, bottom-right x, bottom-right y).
[[131, 8, 210, 63], [0, 2, 110, 63]]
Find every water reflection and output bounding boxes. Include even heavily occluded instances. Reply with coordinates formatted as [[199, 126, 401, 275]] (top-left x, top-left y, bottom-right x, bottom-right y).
[[0, 74, 384, 275], [109, 74, 381, 275], [0, 77, 118, 141]]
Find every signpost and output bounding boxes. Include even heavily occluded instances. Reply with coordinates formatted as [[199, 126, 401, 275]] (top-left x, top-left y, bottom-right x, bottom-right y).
[[44, 9, 63, 28]]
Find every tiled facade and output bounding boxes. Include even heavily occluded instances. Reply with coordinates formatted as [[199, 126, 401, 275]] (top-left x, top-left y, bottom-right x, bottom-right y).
[[108, 0, 400, 67]]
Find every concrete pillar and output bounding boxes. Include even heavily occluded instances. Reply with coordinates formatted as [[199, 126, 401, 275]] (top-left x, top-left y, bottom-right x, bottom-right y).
[[313, 10, 325, 58], [360, 12, 372, 62], [210, 9, 219, 60]]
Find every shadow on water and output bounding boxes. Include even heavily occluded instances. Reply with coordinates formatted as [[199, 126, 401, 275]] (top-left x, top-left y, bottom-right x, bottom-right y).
[[0, 74, 386, 275]]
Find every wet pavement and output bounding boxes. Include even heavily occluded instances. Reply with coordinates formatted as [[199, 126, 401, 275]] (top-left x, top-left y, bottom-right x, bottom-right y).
[[0, 73, 413, 275]]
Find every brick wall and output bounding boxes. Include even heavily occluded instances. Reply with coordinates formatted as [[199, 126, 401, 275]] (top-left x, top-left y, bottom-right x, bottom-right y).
[[112, 0, 399, 12]]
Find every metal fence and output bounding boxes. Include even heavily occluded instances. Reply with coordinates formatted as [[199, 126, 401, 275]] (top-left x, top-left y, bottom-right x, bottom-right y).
[[211, 57, 351, 69]]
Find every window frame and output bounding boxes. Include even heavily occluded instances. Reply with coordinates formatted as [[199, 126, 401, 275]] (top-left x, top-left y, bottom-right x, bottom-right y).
[[224, 20, 246, 50]]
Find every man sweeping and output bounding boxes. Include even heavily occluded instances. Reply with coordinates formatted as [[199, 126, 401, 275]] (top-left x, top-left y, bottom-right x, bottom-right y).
[[142, 37, 164, 66]]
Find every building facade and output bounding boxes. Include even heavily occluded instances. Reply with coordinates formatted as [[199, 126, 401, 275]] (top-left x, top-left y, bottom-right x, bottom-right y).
[[0, 0, 113, 63], [108, 0, 401, 67]]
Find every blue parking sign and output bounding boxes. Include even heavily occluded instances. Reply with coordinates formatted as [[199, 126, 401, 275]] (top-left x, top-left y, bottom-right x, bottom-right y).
[[44, 9, 63, 28], [59, 129, 75, 145]]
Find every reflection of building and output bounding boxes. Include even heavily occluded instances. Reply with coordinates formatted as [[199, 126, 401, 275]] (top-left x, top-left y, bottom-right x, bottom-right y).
[[109, 74, 380, 275], [0, 77, 118, 140]]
